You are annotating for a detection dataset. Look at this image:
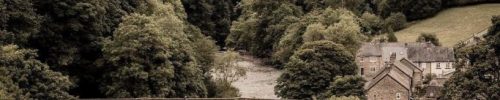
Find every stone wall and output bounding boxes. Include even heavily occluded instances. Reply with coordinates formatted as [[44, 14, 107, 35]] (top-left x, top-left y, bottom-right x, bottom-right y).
[[357, 56, 383, 80], [367, 76, 410, 100]]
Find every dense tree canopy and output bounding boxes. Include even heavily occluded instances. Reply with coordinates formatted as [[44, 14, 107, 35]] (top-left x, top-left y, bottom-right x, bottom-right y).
[[1, 0, 499, 99], [0, 45, 74, 99], [182, 0, 240, 46], [441, 16, 500, 100], [272, 8, 367, 67], [275, 41, 358, 99], [99, 0, 217, 98]]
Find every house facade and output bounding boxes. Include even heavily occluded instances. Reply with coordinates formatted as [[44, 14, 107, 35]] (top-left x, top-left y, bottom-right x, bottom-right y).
[[357, 42, 455, 100], [357, 42, 455, 80], [365, 54, 420, 100]]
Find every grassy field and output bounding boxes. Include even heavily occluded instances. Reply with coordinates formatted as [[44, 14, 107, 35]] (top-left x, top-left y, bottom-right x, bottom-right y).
[[394, 4, 500, 47]]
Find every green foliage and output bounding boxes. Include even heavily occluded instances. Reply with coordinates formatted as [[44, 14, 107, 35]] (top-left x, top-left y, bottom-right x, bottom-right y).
[[272, 8, 367, 67], [0, 0, 40, 46], [360, 12, 383, 35], [417, 33, 441, 46], [298, 0, 367, 15], [208, 79, 241, 98], [226, 0, 303, 57], [181, 0, 240, 46], [441, 16, 500, 100], [423, 73, 437, 84], [387, 31, 398, 42], [384, 12, 407, 32], [0, 45, 75, 99], [275, 41, 358, 99], [213, 51, 246, 83], [405, 0, 442, 20], [327, 76, 366, 98], [100, 0, 215, 98]]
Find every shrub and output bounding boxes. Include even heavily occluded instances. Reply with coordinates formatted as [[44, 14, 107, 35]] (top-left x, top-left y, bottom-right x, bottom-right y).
[[384, 12, 407, 32]]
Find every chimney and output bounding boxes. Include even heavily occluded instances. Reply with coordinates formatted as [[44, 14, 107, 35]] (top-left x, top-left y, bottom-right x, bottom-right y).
[[385, 53, 397, 69], [390, 52, 397, 63]]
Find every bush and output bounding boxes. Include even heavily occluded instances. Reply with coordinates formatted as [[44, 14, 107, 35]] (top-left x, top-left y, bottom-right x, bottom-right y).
[[360, 12, 384, 35], [387, 31, 398, 42], [417, 33, 441, 46], [208, 79, 240, 98], [384, 12, 407, 32]]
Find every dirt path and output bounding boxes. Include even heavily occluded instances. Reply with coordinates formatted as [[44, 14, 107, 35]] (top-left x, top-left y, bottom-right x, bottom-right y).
[[231, 55, 282, 99]]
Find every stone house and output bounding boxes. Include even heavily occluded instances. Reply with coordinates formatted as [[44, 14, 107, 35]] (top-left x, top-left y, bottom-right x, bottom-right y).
[[365, 54, 421, 100], [356, 42, 455, 80], [357, 42, 455, 100]]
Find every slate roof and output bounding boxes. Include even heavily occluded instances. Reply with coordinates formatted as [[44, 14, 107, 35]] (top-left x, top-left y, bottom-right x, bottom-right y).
[[357, 42, 455, 62], [407, 45, 455, 62], [358, 43, 381, 57], [365, 58, 415, 91]]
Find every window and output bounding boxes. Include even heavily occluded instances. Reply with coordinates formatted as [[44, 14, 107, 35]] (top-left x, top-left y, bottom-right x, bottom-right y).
[[445, 63, 451, 69], [369, 58, 376, 62], [361, 68, 364, 75], [371, 67, 376, 72], [436, 63, 441, 69], [396, 93, 401, 100]]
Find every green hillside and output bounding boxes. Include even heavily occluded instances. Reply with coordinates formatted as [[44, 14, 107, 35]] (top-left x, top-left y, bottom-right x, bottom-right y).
[[395, 4, 500, 47]]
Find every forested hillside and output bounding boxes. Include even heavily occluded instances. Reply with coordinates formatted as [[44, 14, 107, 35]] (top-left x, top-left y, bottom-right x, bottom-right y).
[[0, 0, 499, 99]]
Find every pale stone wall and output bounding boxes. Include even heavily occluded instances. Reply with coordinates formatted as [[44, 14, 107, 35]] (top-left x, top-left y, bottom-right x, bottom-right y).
[[416, 62, 455, 77], [357, 56, 383, 80], [367, 76, 410, 100]]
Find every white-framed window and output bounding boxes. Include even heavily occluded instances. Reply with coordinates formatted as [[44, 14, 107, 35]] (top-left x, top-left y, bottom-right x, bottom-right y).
[[436, 63, 441, 69], [361, 68, 364, 75], [445, 63, 451, 69], [396, 93, 401, 100]]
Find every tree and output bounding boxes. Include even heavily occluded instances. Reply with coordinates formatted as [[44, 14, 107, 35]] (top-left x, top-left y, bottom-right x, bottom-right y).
[[226, 0, 303, 57], [213, 51, 246, 83], [209, 51, 246, 97], [0, 0, 41, 46], [0, 45, 75, 99], [275, 41, 358, 99], [417, 33, 441, 46], [99, 0, 213, 97], [384, 12, 407, 32], [327, 76, 366, 98], [387, 31, 398, 42], [272, 8, 367, 67], [181, 0, 240, 46], [441, 16, 500, 100]]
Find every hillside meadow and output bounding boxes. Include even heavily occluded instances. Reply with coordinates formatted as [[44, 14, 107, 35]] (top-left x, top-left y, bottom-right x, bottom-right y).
[[394, 4, 500, 47]]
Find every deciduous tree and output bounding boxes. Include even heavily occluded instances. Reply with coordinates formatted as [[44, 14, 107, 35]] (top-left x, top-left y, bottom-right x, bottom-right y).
[[275, 41, 358, 99]]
